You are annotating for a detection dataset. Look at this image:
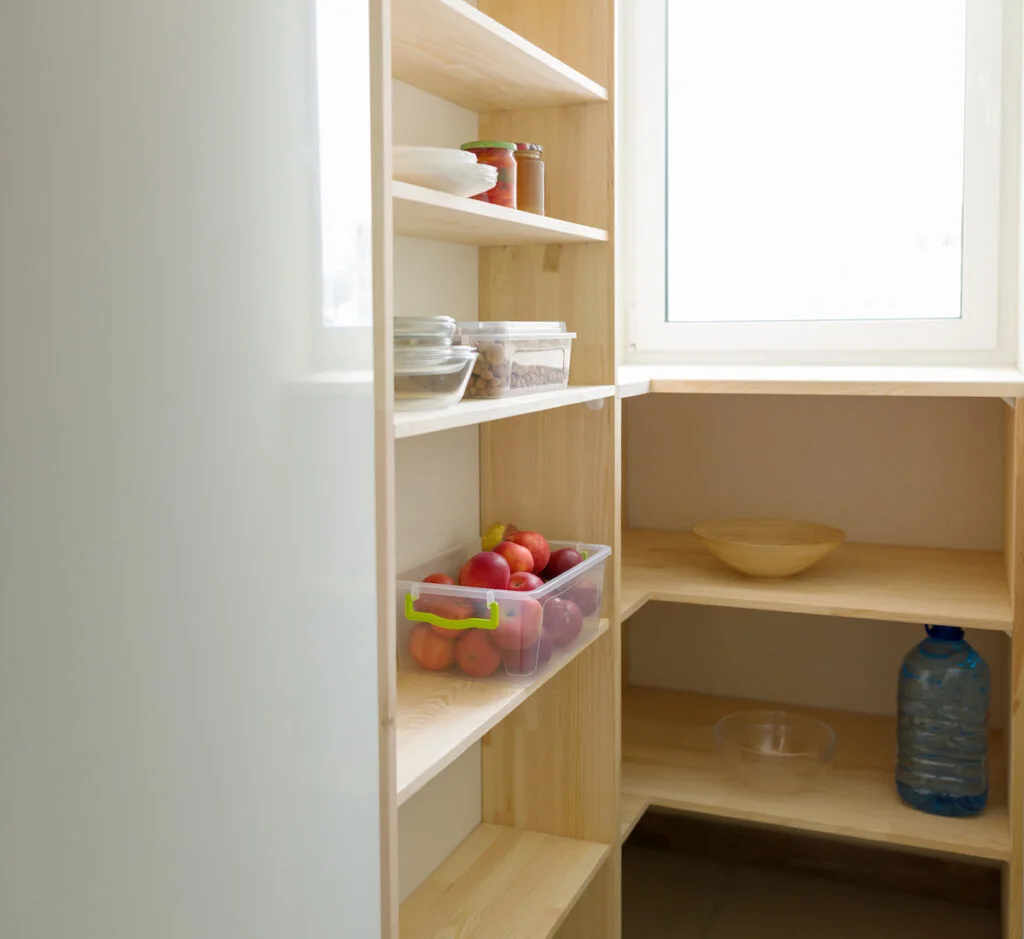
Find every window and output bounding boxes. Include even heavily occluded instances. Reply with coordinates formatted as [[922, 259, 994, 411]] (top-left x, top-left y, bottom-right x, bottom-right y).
[[623, 0, 1018, 363]]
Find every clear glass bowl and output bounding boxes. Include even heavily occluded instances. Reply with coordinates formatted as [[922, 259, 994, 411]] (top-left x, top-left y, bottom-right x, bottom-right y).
[[714, 710, 836, 794]]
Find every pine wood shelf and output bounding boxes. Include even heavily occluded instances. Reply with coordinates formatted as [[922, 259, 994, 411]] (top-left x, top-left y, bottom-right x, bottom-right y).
[[622, 686, 1010, 862], [400, 823, 609, 939], [620, 530, 1012, 632], [395, 385, 615, 438], [393, 182, 608, 247], [620, 793, 648, 840], [397, 621, 609, 805], [391, 0, 608, 111], [617, 364, 1024, 398]]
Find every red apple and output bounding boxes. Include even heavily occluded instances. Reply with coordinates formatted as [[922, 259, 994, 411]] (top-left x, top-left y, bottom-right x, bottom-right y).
[[423, 572, 455, 585], [565, 578, 599, 616], [455, 629, 502, 678], [494, 541, 535, 575], [458, 551, 511, 590], [543, 597, 584, 647], [543, 547, 583, 581], [502, 631, 553, 675], [506, 531, 550, 575], [408, 624, 455, 671], [509, 571, 544, 592], [492, 598, 543, 651]]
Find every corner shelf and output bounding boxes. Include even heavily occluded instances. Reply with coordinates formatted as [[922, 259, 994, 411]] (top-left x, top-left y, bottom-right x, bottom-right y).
[[399, 823, 609, 939], [393, 182, 608, 247], [395, 385, 615, 438], [397, 620, 609, 804], [622, 686, 1010, 862], [391, 0, 608, 111], [621, 530, 1012, 632]]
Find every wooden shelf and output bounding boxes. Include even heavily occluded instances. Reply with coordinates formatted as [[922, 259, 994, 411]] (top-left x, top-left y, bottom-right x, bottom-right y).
[[397, 621, 609, 804], [391, 0, 608, 111], [393, 182, 608, 247], [621, 531, 1012, 632], [622, 686, 1010, 862], [400, 822, 609, 939], [620, 793, 648, 840], [616, 364, 1024, 398], [395, 385, 615, 438]]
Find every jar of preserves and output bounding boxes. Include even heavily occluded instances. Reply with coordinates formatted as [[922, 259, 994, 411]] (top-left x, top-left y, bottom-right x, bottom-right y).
[[514, 143, 544, 215], [460, 141, 517, 209]]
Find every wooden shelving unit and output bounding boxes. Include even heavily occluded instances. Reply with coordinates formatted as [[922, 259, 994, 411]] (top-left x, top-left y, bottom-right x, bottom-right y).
[[391, 0, 608, 110], [397, 621, 609, 803], [394, 385, 615, 439], [392, 182, 608, 247], [622, 686, 1010, 862], [399, 823, 609, 939], [621, 530, 1012, 631]]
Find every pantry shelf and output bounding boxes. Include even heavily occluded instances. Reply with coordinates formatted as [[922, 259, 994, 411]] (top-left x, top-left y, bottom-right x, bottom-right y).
[[391, 0, 608, 111], [620, 530, 1012, 632], [400, 822, 609, 939], [620, 793, 648, 840], [622, 686, 1010, 862], [397, 620, 609, 805], [393, 181, 608, 246], [394, 385, 615, 438]]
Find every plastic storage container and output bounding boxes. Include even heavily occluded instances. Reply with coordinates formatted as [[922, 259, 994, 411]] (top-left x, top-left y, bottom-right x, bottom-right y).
[[397, 540, 611, 679], [394, 315, 457, 347], [455, 322, 575, 398], [896, 625, 991, 817], [393, 345, 476, 410]]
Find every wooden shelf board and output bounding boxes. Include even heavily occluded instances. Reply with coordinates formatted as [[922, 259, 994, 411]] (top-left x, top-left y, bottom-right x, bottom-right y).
[[622, 686, 1010, 862], [616, 364, 1024, 398], [393, 182, 608, 247], [621, 530, 1012, 632], [391, 0, 607, 111], [395, 385, 615, 438], [400, 822, 609, 939], [620, 793, 649, 840], [397, 621, 609, 805]]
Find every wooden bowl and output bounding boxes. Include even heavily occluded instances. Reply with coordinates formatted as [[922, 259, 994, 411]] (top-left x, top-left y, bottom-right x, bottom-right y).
[[692, 518, 845, 578]]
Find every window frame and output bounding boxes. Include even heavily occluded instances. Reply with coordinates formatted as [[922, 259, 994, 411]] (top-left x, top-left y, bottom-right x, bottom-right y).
[[620, 0, 1022, 366]]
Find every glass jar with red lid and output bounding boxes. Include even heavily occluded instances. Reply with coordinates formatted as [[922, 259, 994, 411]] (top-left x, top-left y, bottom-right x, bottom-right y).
[[460, 141, 517, 209]]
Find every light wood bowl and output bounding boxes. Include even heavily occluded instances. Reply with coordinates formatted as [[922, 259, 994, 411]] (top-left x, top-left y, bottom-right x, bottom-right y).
[[693, 518, 845, 579]]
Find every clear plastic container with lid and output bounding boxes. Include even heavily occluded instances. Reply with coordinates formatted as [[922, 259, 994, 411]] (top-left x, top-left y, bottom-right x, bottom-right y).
[[393, 345, 476, 410], [394, 315, 457, 347], [455, 321, 575, 398]]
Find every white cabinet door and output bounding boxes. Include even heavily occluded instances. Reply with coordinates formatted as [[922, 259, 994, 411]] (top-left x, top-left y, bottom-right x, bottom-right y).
[[0, 1, 383, 936]]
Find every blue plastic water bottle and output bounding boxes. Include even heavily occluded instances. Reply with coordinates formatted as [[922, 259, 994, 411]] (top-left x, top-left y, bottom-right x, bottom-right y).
[[896, 625, 990, 817]]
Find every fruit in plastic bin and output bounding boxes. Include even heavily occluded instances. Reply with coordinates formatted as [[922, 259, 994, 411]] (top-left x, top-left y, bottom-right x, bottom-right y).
[[543, 547, 583, 581], [565, 578, 600, 616], [493, 597, 543, 651], [506, 531, 550, 575], [423, 572, 455, 585], [543, 597, 584, 648], [408, 623, 456, 671], [455, 629, 502, 677], [494, 541, 534, 575], [502, 631, 553, 674], [481, 522, 520, 552], [459, 551, 511, 589], [509, 571, 544, 592]]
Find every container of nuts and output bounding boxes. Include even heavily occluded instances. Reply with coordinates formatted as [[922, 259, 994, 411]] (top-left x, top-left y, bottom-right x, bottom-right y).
[[454, 322, 576, 398]]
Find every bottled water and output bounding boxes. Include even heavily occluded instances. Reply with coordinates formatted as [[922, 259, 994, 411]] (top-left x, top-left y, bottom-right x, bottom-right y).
[[896, 625, 990, 817]]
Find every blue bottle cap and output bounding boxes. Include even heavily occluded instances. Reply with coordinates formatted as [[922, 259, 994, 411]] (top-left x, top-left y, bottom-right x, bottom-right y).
[[926, 624, 965, 641]]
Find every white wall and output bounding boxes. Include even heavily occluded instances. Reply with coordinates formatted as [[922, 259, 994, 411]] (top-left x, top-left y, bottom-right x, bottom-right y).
[[391, 79, 484, 901], [624, 394, 1009, 720], [0, 2, 383, 937]]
